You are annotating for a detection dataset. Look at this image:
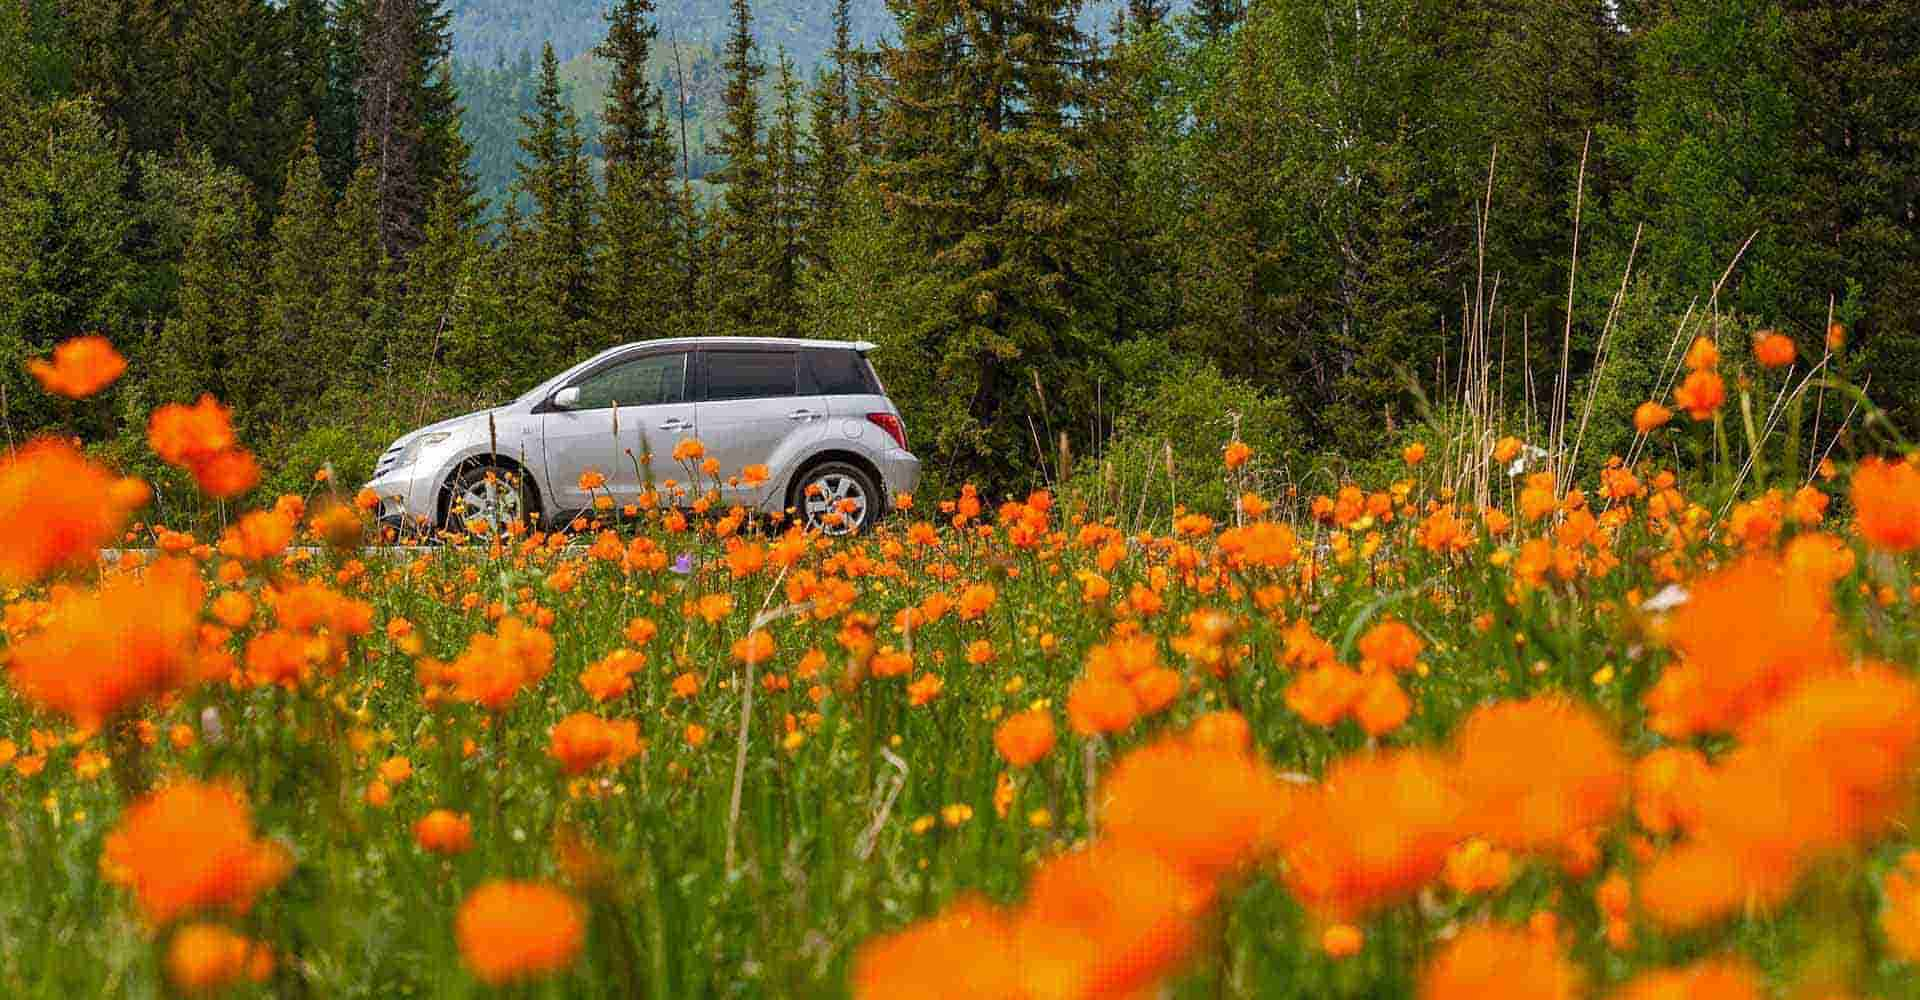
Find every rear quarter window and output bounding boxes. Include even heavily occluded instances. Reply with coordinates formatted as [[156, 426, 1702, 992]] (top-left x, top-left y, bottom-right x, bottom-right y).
[[804, 348, 879, 396], [705, 350, 798, 401]]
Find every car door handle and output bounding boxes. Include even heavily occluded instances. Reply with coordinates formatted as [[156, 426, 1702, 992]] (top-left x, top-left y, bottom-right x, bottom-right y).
[[660, 418, 692, 430], [788, 409, 818, 422]]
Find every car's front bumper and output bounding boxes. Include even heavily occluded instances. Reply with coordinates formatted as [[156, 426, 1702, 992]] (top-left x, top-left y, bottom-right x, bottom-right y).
[[361, 466, 440, 529]]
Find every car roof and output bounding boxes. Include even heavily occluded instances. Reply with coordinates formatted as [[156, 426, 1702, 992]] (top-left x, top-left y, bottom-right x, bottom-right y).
[[605, 337, 877, 355]]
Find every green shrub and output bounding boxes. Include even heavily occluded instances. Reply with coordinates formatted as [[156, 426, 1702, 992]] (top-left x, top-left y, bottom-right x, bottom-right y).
[[1064, 347, 1302, 524]]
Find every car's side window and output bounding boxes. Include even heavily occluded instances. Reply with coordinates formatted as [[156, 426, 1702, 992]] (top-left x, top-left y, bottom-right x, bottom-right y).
[[572, 352, 687, 409], [804, 348, 875, 396], [705, 350, 797, 401]]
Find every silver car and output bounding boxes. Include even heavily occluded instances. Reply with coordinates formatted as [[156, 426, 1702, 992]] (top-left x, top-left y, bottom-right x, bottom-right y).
[[362, 338, 921, 536]]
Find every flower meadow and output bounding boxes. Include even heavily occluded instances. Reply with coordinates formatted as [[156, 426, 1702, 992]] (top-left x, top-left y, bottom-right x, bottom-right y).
[[8, 335, 1920, 998]]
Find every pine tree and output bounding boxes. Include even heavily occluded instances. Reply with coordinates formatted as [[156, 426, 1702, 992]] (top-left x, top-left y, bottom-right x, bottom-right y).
[[1607, 0, 1796, 317], [1128, 0, 1174, 25], [253, 124, 337, 412], [766, 51, 808, 338], [514, 43, 597, 360], [1780, 0, 1920, 425], [355, 0, 426, 256], [704, 0, 776, 337], [805, 0, 856, 271], [1080, 13, 1176, 351], [450, 199, 542, 398], [1455, 0, 1628, 349], [1193, 0, 1245, 39], [328, 153, 395, 395], [397, 171, 482, 393], [0, 95, 137, 435], [153, 152, 263, 410], [172, 0, 316, 209], [595, 0, 687, 347], [873, 0, 1104, 481], [596, 0, 663, 168], [333, 0, 462, 207]]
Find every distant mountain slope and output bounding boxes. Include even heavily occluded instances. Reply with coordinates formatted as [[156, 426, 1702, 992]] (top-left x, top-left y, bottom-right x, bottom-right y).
[[448, 0, 1188, 69], [449, 0, 1193, 215]]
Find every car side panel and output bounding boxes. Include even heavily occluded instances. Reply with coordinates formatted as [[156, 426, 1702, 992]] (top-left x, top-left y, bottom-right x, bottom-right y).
[[541, 402, 696, 512]]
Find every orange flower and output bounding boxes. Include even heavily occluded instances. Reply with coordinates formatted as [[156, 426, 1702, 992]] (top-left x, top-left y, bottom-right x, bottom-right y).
[[995, 710, 1056, 768], [9, 558, 207, 728], [1187, 710, 1252, 753], [0, 438, 149, 586], [1223, 440, 1252, 469], [1880, 851, 1920, 964], [1453, 697, 1626, 853], [1613, 958, 1764, 1000], [956, 582, 998, 620], [670, 438, 705, 463], [1017, 842, 1205, 997], [1279, 750, 1463, 918], [164, 923, 273, 994], [1671, 370, 1726, 420], [548, 713, 642, 775], [732, 629, 776, 665], [1643, 665, 1920, 930], [102, 780, 292, 925], [1645, 555, 1846, 738], [1752, 330, 1795, 368], [1356, 619, 1423, 672], [1098, 734, 1291, 884], [1283, 664, 1361, 728], [1827, 322, 1846, 352], [1683, 336, 1720, 371], [1068, 674, 1138, 735], [1633, 401, 1672, 434], [907, 672, 945, 706], [209, 590, 254, 628], [450, 617, 556, 711], [455, 881, 586, 986], [1403, 442, 1426, 465], [1322, 923, 1363, 958], [378, 756, 413, 784], [579, 648, 644, 703], [1443, 839, 1513, 895], [220, 510, 295, 562], [1354, 671, 1411, 736], [1852, 457, 1920, 552], [852, 896, 1025, 998], [1631, 746, 1709, 837], [1418, 924, 1581, 1000], [149, 395, 238, 466], [190, 447, 261, 499], [413, 809, 474, 855], [28, 335, 126, 398]]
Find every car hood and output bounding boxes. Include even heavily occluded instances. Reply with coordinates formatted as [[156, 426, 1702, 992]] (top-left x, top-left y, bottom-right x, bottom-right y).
[[395, 407, 504, 447]]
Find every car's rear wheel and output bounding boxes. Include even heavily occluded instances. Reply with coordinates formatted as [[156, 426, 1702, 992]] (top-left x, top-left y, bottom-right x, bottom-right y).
[[791, 461, 878, 536], [445, 463, 533, 536]]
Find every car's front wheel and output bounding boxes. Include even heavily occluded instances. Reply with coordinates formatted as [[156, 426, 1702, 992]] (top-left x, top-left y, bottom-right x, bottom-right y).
[[791, 461, 878, 536], [444, 463, 533, 536]]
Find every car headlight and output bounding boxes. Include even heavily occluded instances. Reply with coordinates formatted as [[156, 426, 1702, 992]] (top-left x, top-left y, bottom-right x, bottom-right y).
[[399, 431, 453, 467]]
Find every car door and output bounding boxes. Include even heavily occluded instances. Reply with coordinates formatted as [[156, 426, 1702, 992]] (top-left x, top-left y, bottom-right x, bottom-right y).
[[540, 350, 694, 512], [696, 347, 819, 507]]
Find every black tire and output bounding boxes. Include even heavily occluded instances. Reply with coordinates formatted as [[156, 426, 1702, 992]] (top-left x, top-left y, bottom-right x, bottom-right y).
[[443, 463, 535, 534], [789, 460, 880, 536]]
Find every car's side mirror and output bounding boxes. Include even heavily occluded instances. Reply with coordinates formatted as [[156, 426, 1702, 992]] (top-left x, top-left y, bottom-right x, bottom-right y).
[[551, 386, 581, 410]]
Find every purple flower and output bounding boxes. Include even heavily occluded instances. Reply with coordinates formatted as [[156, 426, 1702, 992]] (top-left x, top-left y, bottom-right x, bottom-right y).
[[671, 552, 694, 575]]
